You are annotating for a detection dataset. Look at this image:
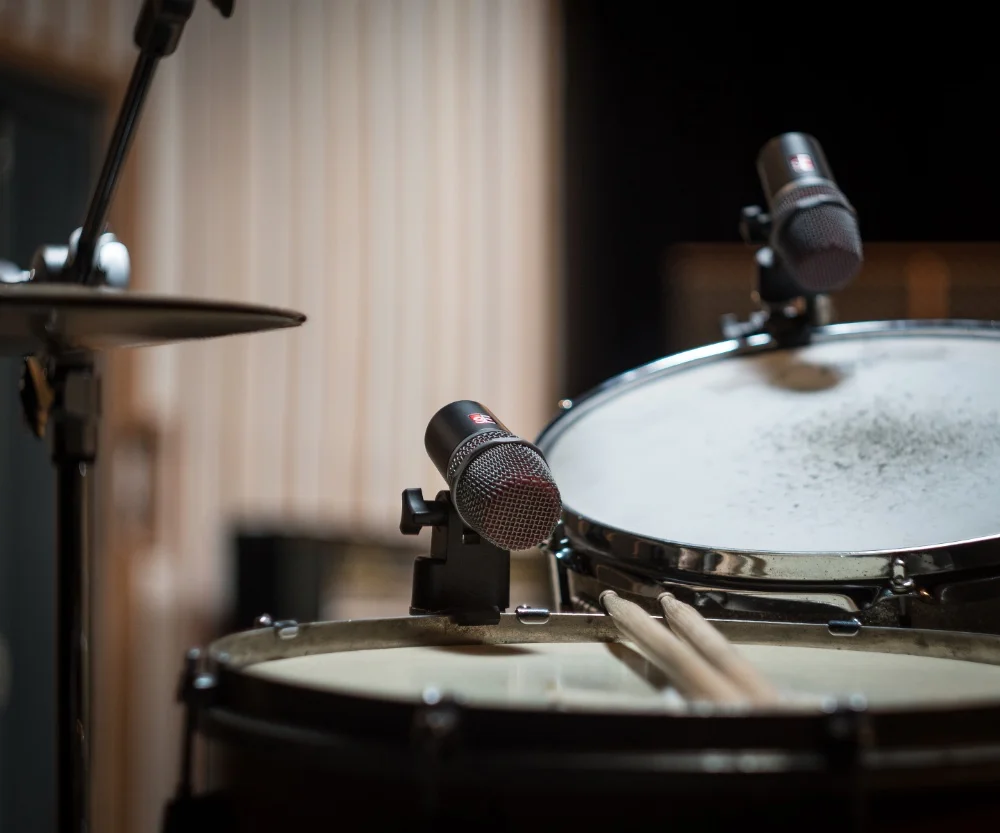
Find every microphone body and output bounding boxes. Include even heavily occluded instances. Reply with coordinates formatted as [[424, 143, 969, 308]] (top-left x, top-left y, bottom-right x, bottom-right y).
[[424, 400, 562, 551], [756, 133, 862, 295]]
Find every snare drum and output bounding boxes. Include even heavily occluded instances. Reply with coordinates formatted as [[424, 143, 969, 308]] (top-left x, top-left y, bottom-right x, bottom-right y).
[[168, 613, 1000, 831], [537, 321, 1000, 631]]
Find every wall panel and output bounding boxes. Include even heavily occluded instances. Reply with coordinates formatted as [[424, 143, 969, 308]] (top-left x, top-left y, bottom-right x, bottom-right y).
[[2, 2, 560, 831]]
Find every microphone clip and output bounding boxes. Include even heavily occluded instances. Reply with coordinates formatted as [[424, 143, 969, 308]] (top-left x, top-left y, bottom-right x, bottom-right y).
[[400, 488, 510, 626], [721, 206, 834, 348]]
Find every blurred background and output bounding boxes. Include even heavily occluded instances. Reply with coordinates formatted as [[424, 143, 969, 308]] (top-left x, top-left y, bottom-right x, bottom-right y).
[[1, 1, 999, 831]]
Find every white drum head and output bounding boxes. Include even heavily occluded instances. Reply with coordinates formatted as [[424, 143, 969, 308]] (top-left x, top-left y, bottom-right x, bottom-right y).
[[247, 640, 1000, 710], [543, 329, 1000, 553]]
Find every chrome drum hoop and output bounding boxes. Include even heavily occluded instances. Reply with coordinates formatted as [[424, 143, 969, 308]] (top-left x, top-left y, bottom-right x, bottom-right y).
[[166, 614, 1000, 833], [194, 613, 1000, 769], [537, 320, 1000, 601]]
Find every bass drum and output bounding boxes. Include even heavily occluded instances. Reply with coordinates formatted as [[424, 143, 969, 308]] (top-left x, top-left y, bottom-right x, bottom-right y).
[[537, 320, 1000, 631], [170, 613, 1000, 832]]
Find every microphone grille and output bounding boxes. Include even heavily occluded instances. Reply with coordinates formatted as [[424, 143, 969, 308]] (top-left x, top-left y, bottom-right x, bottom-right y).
[[449, 432, 562, 551], [772, 183, 863, 294]]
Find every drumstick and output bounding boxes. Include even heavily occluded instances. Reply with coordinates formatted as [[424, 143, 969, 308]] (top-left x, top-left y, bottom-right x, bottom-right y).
[[599, 591, 746, 705], [657, 592, 782, 706]]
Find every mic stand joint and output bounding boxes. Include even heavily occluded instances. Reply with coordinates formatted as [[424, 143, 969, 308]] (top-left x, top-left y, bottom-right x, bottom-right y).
[[720, 205, 834, 348], [401, 488, 510, 626]]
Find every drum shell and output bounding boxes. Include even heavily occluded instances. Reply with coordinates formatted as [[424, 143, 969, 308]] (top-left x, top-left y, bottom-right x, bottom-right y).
[[199, 737, 1000, 832], [552, 547, 1000, 635], [177, 614, 1000, 832]]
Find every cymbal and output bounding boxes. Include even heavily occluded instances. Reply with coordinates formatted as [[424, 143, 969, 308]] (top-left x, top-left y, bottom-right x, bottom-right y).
[[0, 284, 306, 354]]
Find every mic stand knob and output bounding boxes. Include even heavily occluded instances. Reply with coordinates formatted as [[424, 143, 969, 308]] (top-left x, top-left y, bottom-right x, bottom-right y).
[[30, 228, 131, 289], [400, 487, 448, 533], [400, 488, 510, 626]]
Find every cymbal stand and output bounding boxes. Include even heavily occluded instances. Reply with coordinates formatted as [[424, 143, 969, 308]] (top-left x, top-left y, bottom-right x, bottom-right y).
[[13, 2, 234, 830]]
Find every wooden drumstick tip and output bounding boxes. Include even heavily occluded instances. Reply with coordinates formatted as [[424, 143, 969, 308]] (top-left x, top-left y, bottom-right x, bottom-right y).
[[598, 589, 747, 705], [656, 590, 782, 706]]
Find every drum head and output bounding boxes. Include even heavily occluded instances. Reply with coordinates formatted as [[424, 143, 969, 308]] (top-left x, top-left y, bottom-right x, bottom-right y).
[[540, 323, 1000, 555], [247, 639, 1000, 711]]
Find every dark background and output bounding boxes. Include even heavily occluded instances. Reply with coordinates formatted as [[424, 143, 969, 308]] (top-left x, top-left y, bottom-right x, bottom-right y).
[[561, 3, 1000, 396]]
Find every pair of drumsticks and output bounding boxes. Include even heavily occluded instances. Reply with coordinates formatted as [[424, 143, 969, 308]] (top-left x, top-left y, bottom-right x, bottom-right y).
[[600, 590, 783, 707]]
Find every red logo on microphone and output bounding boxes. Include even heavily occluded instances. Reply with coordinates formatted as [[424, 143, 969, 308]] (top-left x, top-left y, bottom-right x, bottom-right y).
[[789, 154, 815, 173], [469, 413, 495, 425]]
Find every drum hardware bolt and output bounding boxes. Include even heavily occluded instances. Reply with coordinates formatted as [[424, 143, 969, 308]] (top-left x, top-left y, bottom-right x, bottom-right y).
[[553, 544, 573, 562], [890, 557, 915, 594], [253, 613, 273, 629], [827, 619, 862, 637], [557, 398, 573, 410], [515, 605, 550, 624], [272, 620, 300, 640]]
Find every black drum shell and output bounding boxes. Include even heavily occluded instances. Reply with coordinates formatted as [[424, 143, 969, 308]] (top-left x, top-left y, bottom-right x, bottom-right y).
[[177, 615, 1000, 831]]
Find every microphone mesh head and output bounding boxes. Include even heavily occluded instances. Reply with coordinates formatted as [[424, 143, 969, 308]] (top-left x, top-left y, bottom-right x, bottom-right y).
[[448, 431, 562, 551], [772, 183, 863, 294]]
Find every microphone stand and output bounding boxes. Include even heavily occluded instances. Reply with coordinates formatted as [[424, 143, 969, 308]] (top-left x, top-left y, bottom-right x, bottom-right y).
[[720, 205, 833, 348], [13, 2, 232, 831]]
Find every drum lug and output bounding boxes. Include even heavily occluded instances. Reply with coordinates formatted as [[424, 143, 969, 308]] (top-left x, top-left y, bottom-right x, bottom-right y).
[[412, 692, 462, 752], [162, 648, 221, 832], [822, 697, 872, 831], [412, 691, 463, 815], [177, 647, 218, 711]]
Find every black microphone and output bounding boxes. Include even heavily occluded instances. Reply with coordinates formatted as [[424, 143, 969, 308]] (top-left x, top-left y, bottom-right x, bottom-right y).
[[425, 400, 562, 551], [756, 133, 862, 295]]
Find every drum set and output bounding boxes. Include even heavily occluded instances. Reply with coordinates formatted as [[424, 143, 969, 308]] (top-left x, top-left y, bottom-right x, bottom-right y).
[[9, 2, 1000, 832]]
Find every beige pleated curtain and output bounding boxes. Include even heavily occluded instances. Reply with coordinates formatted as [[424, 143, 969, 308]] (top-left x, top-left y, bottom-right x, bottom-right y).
[[1, 2, 560, 831]]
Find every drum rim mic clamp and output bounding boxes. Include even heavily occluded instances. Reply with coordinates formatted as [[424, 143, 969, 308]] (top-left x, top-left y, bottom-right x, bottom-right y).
[[400, 487, 510, 627]]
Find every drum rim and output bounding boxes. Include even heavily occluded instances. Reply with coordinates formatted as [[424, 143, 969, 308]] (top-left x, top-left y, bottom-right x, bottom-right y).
[[536, 319, 1000, 584], [197, 613, 1000, 776]]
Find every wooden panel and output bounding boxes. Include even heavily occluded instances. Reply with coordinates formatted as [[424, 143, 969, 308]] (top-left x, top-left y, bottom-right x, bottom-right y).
[[667, 243, 1000, 353]]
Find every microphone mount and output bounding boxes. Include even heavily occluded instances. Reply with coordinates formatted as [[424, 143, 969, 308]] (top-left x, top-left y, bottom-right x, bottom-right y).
[[720, 205, 834, 348], [400, 487, 510, 626]]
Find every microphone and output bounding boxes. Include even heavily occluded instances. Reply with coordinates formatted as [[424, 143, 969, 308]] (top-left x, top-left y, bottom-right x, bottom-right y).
[[756, 132, 862, 295], [424, 400, 562, 551]]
